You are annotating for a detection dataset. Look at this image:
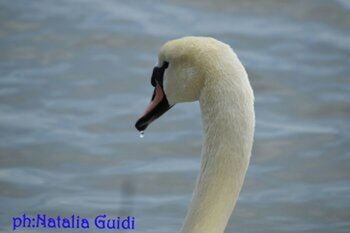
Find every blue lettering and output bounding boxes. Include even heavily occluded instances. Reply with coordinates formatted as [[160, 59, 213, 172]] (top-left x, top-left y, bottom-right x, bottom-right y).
[[22, 214, 31, 228], [36, 214, 46, 228], [62, 218, 70, 228], [131, 216, 135, 229], [81, 218, 89, 229], [122, 216, 131, 229], [94, 214, 106, 229], [12, 217, 21, 231], [47, 218, 56, 228], [56, 216, 61, 228]]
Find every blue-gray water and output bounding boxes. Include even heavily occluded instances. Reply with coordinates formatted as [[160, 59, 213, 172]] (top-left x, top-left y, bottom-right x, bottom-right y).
[[1, 0, 350, 232]]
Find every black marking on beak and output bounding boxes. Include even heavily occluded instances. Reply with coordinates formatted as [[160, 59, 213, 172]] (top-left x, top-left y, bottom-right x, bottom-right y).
[[135, 61, 172, 132], [135, 93, 173, 131], [151, 61, 169, 87]]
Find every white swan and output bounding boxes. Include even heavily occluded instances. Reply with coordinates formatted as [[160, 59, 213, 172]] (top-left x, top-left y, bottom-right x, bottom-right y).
[[135, 36, 255, 233]]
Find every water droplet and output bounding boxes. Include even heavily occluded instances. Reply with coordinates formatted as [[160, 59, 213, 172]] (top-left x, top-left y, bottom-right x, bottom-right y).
[[139, 131, 144, 138]]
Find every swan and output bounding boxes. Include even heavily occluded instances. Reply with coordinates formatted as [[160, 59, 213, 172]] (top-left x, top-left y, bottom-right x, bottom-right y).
[[135, 36, 255, 233]]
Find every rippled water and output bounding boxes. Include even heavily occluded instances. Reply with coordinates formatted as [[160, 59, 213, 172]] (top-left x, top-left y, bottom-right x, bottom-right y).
[[0, 0, 349, 232]]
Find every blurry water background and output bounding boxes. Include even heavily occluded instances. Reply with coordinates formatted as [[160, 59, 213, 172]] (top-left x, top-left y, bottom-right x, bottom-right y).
[[0, 0, 349, 232]]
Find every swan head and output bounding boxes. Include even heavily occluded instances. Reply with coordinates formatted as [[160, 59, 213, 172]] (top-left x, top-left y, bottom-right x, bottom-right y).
[[135, 36, 231, 131]]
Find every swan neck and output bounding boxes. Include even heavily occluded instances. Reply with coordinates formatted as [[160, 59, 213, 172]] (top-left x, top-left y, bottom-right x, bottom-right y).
[[180, 76, 254, 233]]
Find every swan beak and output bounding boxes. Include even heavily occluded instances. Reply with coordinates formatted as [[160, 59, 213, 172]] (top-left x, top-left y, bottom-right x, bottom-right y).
[[135, 82, 173, 131]]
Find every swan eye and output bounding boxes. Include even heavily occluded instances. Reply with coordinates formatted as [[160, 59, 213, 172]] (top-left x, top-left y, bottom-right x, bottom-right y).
[[151, 61, 169, 87]]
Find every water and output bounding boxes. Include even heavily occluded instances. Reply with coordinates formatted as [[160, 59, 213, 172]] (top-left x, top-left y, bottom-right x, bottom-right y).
[[0, 0, 349, 232]]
